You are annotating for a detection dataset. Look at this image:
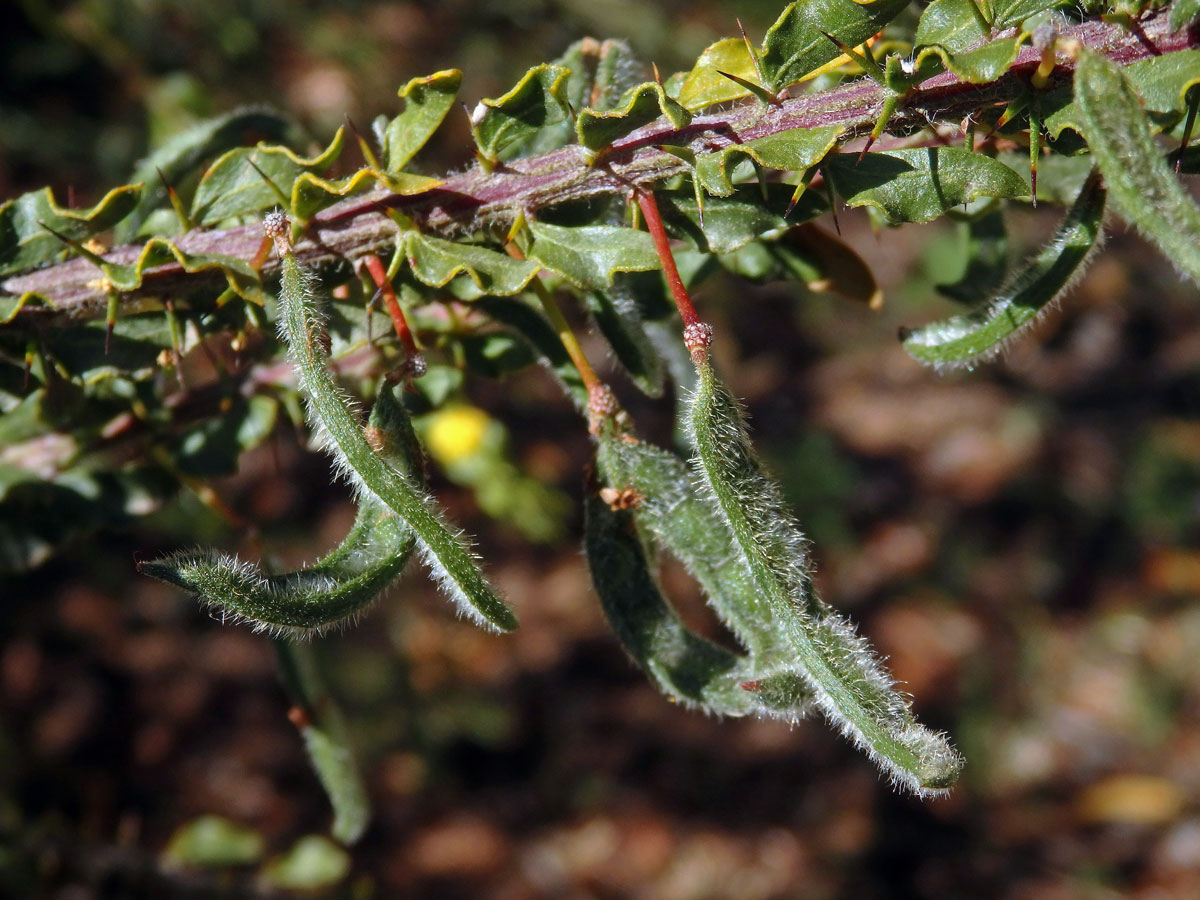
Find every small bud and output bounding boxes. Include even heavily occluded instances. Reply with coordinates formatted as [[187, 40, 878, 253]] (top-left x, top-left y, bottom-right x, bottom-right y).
[[1032, 22, 1057, 54], [683, 321, 713, 365], [263, 210, 292, 256], [401, 353, 428, 379]]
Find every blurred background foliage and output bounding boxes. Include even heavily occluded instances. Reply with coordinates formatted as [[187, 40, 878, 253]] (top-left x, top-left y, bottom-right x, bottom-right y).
[[3, 1, 1200, 898]]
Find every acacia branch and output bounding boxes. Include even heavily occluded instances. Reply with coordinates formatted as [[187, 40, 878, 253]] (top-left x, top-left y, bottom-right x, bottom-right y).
[[3, 10, 1195, 327]]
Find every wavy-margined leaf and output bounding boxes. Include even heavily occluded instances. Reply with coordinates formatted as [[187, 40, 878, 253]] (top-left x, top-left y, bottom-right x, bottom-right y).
[[116, 108, 303, 241], [694, 126, 844, 197], [277, 241, 516, 631], [0, 185, 142, 277], [191, 129, 346, 225], [1046, 51, 1200, 140], [139, 383, 421, 634], [903, 172, 1106, 367], [898, 0, 1029, 88], [497, 39, 649, 160], [576, 82, 691, 151], [291, 168, 438, 222], [675, 37, 761, 110], [584, 275, 665, 397], [757, 0, 910, 93], [475, 296, 588, 411], [936, 205, 1009, 304], [825, 148, 1029, 224], [1171, 0, 1200, 32], [1075, 50, 1200, 285], [658, 184, 827, 255], [688, 360, 963, 794], [591, 423, 815, 719], [404, 232, 540, 299], [381, 69, 462, 174], [470, 64, 571, 163], [273, 641, 369, 845], [526, 221, 659, 290], [96, 236, 263, 302]]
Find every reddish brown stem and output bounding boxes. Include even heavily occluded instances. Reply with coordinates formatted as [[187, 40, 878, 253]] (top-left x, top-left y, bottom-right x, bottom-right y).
[[635, 188, 700, 327], [360, 254, 419, 358]]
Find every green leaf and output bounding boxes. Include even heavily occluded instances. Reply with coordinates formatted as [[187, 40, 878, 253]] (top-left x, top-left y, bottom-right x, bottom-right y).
[[903, 172, 1106, 367], [97, 236, 264, 303], [757, 0, 910, 93], [825, 148, 1029, 224], [1075, 50, 1200, 285], [116, 109, 303, 241], [1046, 51, 1200, 140], [676, 37, 760, 110], [190, 129, 346, 225], [139, 383, 420, 633], [261, 836, 351, 891], [936, 205, 1009, 304], [914, 0, 988, 50], [526, 221, 659, 290], [0, 185, 142, 277], [490, 39, 647, 160], [382, 69, 462, 174], [277, 248, 517, 631], [576, 82, 691, 151], [688, 360, 963, 794], [694, 127, 844, 197], [584, 275, 665, 397], [470, 64, 571, 162], [991, 0, 1067, 28], [404, 232, 540, 299], [163, 815, 264, 869], [1170, 0, 1200, 32], [659, 184, 827, 255], [293, 168, 439, 223]]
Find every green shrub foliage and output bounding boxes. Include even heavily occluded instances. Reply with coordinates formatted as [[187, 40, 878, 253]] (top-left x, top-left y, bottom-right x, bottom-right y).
[[3, 0, 1199, 836]]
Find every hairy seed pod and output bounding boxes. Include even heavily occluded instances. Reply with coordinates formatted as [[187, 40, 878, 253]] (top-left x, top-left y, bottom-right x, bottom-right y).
[[688, 361, 963, 795], [591, 418, 815, 721], [139, 384, 422, 635], [275, 240, 517, 632]]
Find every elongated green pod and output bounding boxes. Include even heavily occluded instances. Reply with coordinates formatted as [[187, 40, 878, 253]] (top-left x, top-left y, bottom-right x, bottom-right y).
[[902, 172, 1107, 368], [688, 361, 963, 794], [585, 489, 758, 713], [273, 222, 516, 632], [1075, 49, 1200, 286], [591, 421, 814, 720], [138, 384, 421, 635]]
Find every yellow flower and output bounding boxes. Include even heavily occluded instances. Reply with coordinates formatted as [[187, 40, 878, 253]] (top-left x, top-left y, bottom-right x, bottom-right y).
[[424, 405, 491, 464]]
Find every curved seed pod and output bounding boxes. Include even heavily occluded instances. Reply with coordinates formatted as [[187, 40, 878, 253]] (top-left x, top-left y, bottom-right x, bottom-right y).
[[138, 384, 422, 635], [592, 420, 815, 720], [687, 360, 963, 795], [275, 242, 517, 632], [902, 172, 1107, 368], [585, 488, 758, 713]]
